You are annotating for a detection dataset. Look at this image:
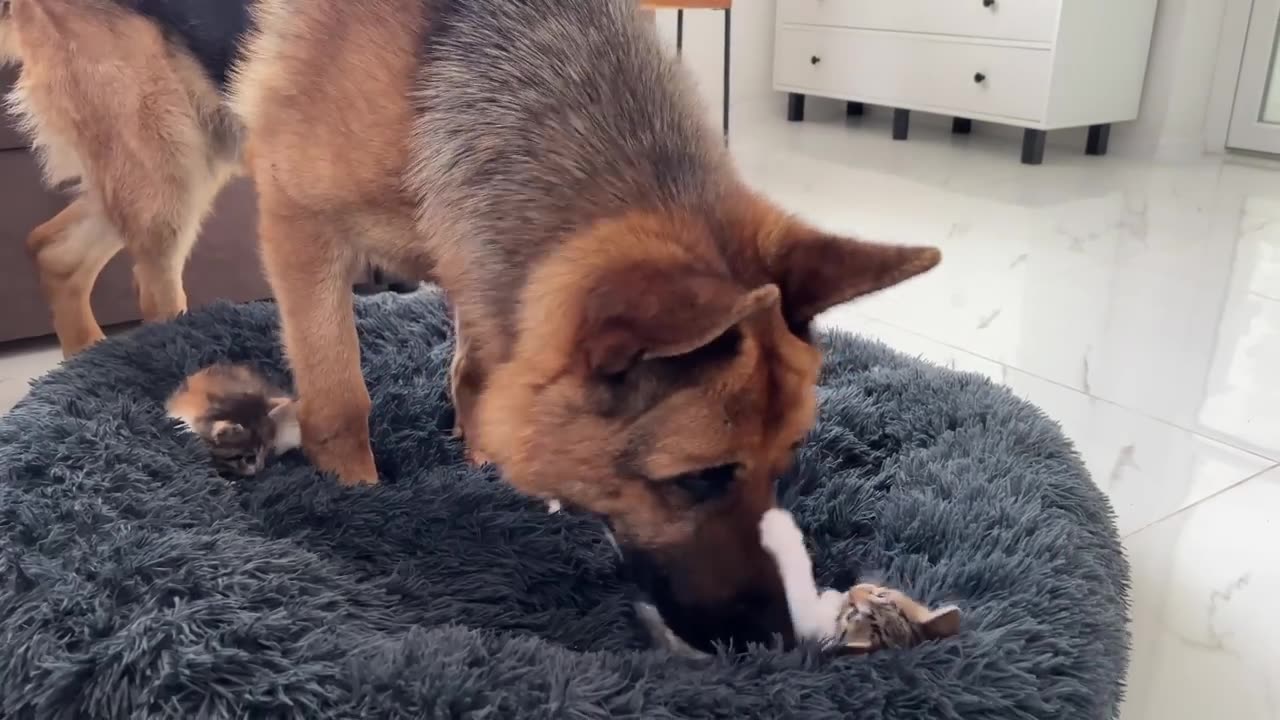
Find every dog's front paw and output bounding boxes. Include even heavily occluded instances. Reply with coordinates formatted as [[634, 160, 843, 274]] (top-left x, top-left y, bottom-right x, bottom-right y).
[[315, 449, 379, 486], [465, 447, 493, 466]]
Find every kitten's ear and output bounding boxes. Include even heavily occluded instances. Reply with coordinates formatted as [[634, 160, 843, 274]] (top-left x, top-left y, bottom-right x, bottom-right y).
[[268, 396, 297, 421], [920, 605, 961, 639], [268, 397, 302, 452], [211, 420, 248, 442]]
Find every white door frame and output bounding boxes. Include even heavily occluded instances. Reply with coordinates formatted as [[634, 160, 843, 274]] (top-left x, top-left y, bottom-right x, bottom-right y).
[[1228, 0, 1280, 152], [1205, 0, 1258, 153]]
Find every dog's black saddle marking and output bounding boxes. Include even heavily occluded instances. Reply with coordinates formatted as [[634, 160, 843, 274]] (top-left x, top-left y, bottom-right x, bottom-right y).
[[117, 0, 253, 88]]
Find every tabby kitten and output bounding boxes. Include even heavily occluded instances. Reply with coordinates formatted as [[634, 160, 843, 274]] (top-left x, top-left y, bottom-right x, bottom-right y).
[[760, 508, 961, 653], [167, 363, 301, 476], [833, 583, 961, 653]]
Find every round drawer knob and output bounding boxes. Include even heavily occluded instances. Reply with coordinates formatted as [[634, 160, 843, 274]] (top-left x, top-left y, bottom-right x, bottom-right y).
[[983, 0, 996, 7], [810, 55, 821, 65], [974, 72, 987, 84]]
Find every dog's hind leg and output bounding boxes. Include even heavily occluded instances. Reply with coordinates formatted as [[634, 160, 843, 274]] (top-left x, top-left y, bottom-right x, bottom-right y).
[[25, 197, 124, 356], [8, 0, 237, 351], [119, 159, 235, 325]]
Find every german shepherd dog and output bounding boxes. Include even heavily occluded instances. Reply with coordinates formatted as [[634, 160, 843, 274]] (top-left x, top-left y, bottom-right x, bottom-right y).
[[1, 0, 939, 651]]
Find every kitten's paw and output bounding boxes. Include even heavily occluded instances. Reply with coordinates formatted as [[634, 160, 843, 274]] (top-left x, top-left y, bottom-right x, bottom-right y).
[[816, 589, 849, 639], [546, 499, 563, 514], [759, 508, 805, 558], [873, 588, 906, 605], [819, 588, 848, 615]]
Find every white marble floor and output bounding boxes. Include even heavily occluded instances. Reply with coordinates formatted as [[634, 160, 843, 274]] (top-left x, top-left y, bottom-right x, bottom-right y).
[[2, 114, 1278, 719]]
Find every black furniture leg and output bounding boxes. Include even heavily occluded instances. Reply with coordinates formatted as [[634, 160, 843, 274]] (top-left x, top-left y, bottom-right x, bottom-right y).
[[787, 93, 805, 122], [1021, 129, 1047, 165], [846, 101, 864, 116], [1086, 124, 1111, 156], [676, 9, 684, 57], [952, 118, 972, 135], [722, 8, 731, 143], [893, 109, 910, 140]]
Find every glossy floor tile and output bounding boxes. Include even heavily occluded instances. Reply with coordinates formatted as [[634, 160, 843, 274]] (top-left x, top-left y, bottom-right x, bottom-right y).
[[1122, 467, 1280, 720], [821, 311, 1276, 539], [0, 339, 61, 415]]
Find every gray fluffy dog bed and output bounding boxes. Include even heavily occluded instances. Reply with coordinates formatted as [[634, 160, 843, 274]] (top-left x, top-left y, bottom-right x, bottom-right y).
[[0, 290, 1130, 719]]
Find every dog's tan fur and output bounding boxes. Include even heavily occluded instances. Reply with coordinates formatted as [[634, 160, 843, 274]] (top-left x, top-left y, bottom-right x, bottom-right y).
[[4, 0, 940, 647], [230, 0, 429, 484], [5, 0, 240, 356]]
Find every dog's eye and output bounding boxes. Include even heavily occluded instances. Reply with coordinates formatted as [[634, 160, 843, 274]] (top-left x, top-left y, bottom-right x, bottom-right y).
[[672, 463, 740, 504]]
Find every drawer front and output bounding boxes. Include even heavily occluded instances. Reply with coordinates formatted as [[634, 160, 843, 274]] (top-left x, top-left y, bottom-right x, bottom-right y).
[[775, 28, 1051, 121], [778, 0, 1060, 44]]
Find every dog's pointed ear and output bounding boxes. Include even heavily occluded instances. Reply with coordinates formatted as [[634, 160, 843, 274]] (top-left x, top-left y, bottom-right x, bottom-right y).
[[761, 221, 940, 330], [580, 267, 780, 377]]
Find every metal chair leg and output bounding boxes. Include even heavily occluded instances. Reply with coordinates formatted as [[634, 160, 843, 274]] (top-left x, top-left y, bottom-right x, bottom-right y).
[[723, 8, 731, 143], [676, 9, 684, 57]]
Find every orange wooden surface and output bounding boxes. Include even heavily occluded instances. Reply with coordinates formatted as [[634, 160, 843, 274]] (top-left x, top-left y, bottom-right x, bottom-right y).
[[640, 0, 732, 10]]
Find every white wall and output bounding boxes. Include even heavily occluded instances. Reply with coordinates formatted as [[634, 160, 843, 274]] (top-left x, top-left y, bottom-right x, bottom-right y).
[[655, 0, 1240, 161], [1114, 0, 1233, 159], [649, 3, 778, 126]]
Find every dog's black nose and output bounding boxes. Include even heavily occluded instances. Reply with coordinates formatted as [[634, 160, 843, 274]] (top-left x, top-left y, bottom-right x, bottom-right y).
[[621, 547, 793, 653]]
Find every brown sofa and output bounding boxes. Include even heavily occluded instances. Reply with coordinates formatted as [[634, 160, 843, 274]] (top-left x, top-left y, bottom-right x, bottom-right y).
[[0, 66, 273, 345]]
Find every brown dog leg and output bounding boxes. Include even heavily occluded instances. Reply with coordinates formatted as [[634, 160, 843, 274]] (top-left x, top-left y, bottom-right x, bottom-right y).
[[26, 197, 124, 357], [258, 204, 378, 486], [449, 309, 490, 465], [132, 254, 188, 323], [126, 162, 233, 324]]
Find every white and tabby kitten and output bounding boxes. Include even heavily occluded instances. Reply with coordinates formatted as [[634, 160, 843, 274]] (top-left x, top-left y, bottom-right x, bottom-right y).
[[638, 509, 960, 656], [167, 363, 301, 476]]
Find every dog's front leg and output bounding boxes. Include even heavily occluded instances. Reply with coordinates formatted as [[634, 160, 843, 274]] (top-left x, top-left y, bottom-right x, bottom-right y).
[[448, 308, 492, 465], [258, 200, 379, 486]]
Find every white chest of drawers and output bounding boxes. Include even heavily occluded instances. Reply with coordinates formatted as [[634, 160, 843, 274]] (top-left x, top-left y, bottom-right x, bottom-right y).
[[773, 0, 1160, 164]]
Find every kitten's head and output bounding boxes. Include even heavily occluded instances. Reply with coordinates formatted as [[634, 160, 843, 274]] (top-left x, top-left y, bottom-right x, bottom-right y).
[[205, 395, 297, 476], [836, 584, 961, 653]]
